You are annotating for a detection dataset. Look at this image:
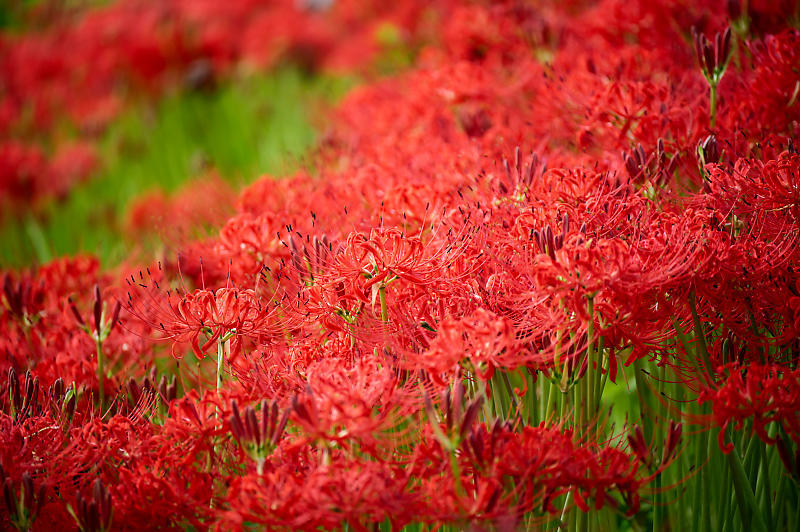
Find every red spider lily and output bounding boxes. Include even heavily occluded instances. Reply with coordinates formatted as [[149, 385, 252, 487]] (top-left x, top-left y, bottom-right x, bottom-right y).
[[411, 420, 658, 523], [229, 398, 290, 473], [407, 308, 516, 382], [1, 467, 46, 532], [126, 174, 235, 241], [327, 227, 467, 299], [126, 277, 287, 359], [3, 0, 800, 528], [723, 30, 800, 142], [699, 363, 800, 452], [288, 358, 408, 451], [299, 224, 479, 336], [692, 27, 732, 85], [68, 284, 121, 342], [222, 451, 424, 531], [68, 479, 113, 532]]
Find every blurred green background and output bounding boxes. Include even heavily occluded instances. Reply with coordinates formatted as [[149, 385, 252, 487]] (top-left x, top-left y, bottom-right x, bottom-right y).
[[0, 68, 351, 268]]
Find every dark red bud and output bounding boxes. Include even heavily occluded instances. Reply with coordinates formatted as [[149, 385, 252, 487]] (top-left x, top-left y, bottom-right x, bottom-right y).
[[718, 28, 732, 72], [230, 401, 245, 441], [53, 377, 65, 400], [468, 429, 484, 461], [8, 368, 20, 413], [93, 284, 103, 333], [22, 472, 33, 512], [273, 406, 291, 446], [68, 297, 86, 328], [108, 301, 121, 334], [3, 478, 15, 517], [459, 397, 483, 441], [703, 40, 715, 74], [246, 407, 260, 446], [166, 376, 177, 402], [128, 378, 141, 404], [442, 388, 452, 431], [266, 401, 278, 443]]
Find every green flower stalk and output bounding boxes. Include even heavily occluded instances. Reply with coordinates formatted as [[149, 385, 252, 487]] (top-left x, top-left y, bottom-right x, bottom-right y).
[[69, 284, 121, 409], [692, 27, 733, 128]]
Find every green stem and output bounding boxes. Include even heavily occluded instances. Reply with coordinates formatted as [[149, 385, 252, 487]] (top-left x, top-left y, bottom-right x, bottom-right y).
[[592, 336, 605, 418], [632, 358, 654, 441], [727, 440, 769, 532], [754, 440, 773, 530], [379, 285, 389, 323], [773, 473, 788, 528], [500, 371, 520, 420], [217, 337, 225, 394], [709, 83, 718, 129], [96, 338, 105, 409], [527, 369, 537, 425], [719, 446, 734, 532], [690, 430, 704, 531], [560, 490, 573, 529], [449, 450, 465, 500], [543, 379, 557, 422], [492, 372, 506, 421], [575, 505, 586, 532], [476, 375, 494, 423], [688, 290, 713, 379]]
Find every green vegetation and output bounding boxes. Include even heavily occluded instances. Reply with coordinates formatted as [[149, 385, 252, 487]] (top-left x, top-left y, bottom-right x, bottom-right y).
[[0, 68, 351, 268]]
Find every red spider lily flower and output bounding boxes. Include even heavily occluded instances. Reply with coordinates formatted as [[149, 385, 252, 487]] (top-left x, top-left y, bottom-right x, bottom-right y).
[[67, 478, 112, 532], [1, 468, 46, 531], [288, 357, 406, 451], [67, 284, 121, 342], [229, 398, 290, 473], [422, 376, 484, 451], [329, 227, 459, 300], [126, 174, 235, 241], [413, 420, 656, 522], [408, 308, 516, 382], [126, 277, 287, 359], [222, 451, 424, 530], [699, 363, 800, 452], [724, 30, 800, 141], [300, 224, 479, 333], [692, 27, 732, 84]]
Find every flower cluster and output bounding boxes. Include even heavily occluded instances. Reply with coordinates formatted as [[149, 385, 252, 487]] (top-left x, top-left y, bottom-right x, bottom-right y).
[[2, 0, 800, 530], [0, 0, 446, 214]]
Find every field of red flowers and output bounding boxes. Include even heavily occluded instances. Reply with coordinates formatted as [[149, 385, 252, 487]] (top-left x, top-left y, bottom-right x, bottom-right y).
[[2, 0, 800, 530]]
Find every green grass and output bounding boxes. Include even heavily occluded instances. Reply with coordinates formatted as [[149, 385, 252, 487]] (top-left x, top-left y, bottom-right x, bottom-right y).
[[0, 67, 352, 269]]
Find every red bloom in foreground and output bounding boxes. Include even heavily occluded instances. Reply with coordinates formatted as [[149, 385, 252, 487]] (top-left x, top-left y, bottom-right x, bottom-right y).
[[127, 278, 287, 358], [699, 363, 800, 451]]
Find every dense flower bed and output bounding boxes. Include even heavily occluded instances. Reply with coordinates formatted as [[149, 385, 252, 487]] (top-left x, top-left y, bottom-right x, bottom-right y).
[[2, 0, 800, 530], [0, 0, 445, 216]]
